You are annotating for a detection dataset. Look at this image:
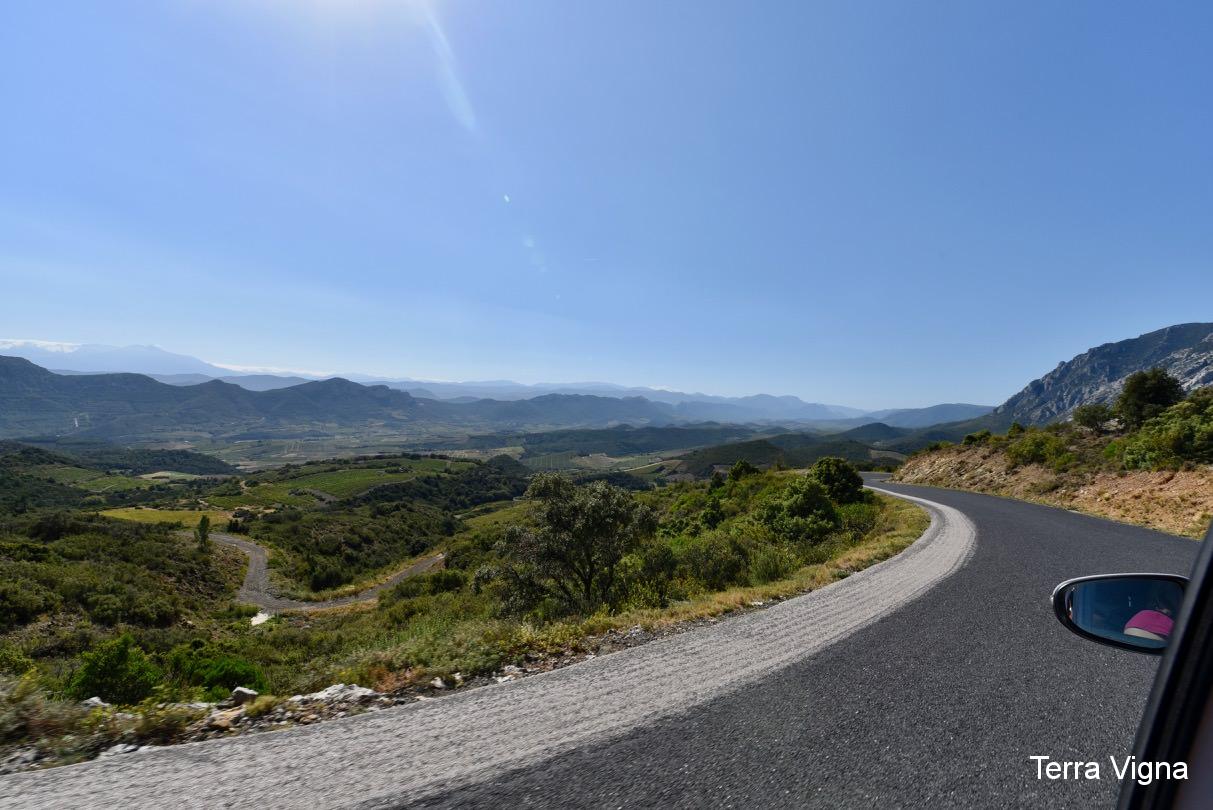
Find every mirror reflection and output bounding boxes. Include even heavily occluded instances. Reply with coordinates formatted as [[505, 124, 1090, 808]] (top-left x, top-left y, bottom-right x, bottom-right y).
[[1062, 577, 1184, 651]]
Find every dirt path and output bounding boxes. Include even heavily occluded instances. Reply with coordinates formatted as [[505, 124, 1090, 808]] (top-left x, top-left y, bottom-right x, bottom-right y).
[[210, 532, 445, 612]]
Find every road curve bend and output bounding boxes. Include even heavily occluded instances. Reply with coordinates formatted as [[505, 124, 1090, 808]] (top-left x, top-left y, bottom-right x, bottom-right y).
[[211, 532, 445, 612], [2, 489, 972, 809]]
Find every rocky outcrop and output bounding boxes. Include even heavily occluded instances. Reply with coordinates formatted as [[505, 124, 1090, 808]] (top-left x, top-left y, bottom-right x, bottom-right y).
[[994, 323, 1213, 425]]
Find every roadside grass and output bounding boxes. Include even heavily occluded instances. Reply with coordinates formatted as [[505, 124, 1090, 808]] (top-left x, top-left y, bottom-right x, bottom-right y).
[[99, 507, 233, 525], [581, 493, 928, 633]]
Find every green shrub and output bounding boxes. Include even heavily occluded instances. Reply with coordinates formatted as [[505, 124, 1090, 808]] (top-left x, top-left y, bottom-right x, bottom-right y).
[[1116, 368, 1185, 430], [1118, 388, 1213, 469], [962, 430, 992, 446], [0, 643, 35, 677], [757, 477, 839, 545], [1005, 431, 1074, 471], [166, 641, 268, 695], [748, 546, 797, 585], [678, 532, 748, 590], [809, 457, 865, 504], [0, 579, 60, 631], [67, 634, 162, 705]]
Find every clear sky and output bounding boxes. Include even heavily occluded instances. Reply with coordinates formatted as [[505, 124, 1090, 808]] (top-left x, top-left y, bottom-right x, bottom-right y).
[[1, 1, 1210, 409]]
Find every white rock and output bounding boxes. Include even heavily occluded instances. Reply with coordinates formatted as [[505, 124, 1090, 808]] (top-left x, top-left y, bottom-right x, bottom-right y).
[[502, 665, 523, 676], [429, 677, 446, 690], [230, 686, 259, 705], [80, 696, 110, 709], [305, 683, 378, 703], [99, 744, 139, 758]]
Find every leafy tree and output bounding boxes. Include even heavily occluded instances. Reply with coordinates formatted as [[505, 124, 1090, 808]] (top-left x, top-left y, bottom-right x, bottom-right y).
[[809, 457, 865, 504], [708, 471, 725, 490], [962, 430, 992, 446], [67, 634, 161, 704], [1072, 403, 1113, 434], [1116, 369, 1186, 429], [1008, 422, 1026, 437], [729, 460, 758, 481], [497, 475, 657, 614], [195, 515, 211, 553]]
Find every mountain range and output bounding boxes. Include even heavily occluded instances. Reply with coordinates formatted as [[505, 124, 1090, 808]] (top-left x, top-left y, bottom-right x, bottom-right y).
[[5, 323, 1206, 447], [0, 339, 985, 423]]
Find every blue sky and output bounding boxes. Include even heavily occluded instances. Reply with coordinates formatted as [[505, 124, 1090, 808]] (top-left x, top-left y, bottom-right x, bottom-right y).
[[1, 1, 1210, 409]]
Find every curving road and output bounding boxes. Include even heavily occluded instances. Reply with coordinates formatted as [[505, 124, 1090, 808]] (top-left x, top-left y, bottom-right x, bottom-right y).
[[211, 532, 445, 612], [1, 482, 1200, 808]]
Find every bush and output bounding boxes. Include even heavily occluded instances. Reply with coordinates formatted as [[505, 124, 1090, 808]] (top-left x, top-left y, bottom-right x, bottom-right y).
[[758, 477, 839, 545], [1117, 388, 1213, 470], [1072, 403, 1113, 434], [166, 641, 268, 696], [67, 634, 162, 705], [1005, 431, 1074, 471], [962, 430, 992, 446], [0, 579, 60, 631], [809, 457, 865, 504], [678, 532, 748, 590], [1116, 369, 1185, 430], [748, 546, 797, 585]]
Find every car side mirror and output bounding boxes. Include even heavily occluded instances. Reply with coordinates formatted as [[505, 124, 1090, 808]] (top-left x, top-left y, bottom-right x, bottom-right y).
[[1052, 573, 1188, 654]]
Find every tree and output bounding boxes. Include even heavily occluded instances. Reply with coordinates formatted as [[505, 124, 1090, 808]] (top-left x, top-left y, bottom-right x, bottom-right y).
[[809, 457, 865, 504], [1071, 403, 1113, 434], [1116, 369, 1186, 430], [498, 475, 656, 614], [195, 515, 211, 553], [729, 459, 758, 481]]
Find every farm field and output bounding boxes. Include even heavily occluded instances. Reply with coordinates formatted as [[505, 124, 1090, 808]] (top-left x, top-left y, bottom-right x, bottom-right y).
[[206, 457, 475, 509], [100, 506, 233, 525], [29, 464, 156, 492]]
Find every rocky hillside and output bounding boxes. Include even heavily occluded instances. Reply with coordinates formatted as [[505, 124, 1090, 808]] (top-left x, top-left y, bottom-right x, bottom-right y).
[[994, 323, 1213, 425], [894, 443, 1213, 538]]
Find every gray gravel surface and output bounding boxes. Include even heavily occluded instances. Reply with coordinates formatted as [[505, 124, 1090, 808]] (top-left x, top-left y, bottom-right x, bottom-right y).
[[1, 486, 974, 809]]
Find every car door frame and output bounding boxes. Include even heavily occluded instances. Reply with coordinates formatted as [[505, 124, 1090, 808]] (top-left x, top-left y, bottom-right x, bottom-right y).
[[1119, 522, 1213, 810]]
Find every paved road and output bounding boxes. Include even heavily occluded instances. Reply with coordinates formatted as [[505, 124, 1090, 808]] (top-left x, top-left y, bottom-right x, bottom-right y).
[[1, 484, 1199, 808], [410, 479, 1198, 809], [212, 532, 445, 612]]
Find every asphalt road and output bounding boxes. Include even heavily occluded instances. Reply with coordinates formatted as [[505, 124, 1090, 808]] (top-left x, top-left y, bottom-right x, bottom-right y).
[[411, 478, 1199, 809], [1, 481, 1199, 809]]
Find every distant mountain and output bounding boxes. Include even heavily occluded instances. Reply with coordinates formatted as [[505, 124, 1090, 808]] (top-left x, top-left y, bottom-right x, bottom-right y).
[[863, 403, 994, 428], [0, 357, 685, 440], [834, 422, 911, 443], [993, 323, 1213, 425], [151, 373, 314, 391], [0, 340, 232, 376], [368, 379, 863, 420], [5, 339, 869, 418]]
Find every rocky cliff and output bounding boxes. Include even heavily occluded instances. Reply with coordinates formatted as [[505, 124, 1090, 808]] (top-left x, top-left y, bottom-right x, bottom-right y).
[[994, 323, 1213, 425]]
